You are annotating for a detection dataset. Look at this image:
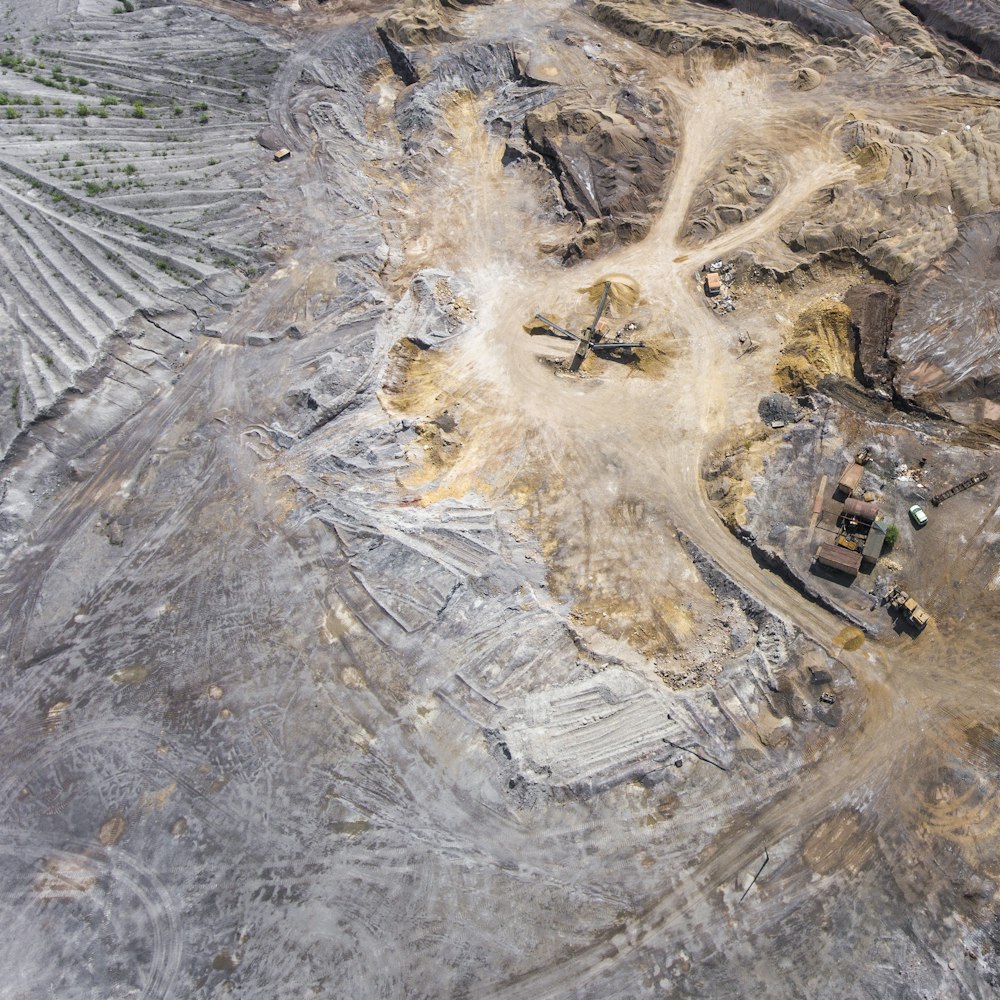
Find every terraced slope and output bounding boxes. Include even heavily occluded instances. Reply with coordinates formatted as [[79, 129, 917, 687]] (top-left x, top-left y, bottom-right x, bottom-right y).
[[903, 0, 1000, 64], [0, 1, 274, 455]]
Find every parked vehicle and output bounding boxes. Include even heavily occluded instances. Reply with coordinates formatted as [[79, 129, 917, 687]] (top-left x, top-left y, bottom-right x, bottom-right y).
[[888, 586, 930, 631], [908, 504, 928, 527]]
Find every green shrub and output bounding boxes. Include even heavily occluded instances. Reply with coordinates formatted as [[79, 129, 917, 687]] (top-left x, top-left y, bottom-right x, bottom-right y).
[[884, 524, 899, 547], [132, 101, 145, 118]]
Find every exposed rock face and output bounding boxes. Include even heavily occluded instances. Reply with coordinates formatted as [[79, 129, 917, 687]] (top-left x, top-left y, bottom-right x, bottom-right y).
[[890, 211, 1000, 424], [903, 0, 1000, 64], [783, 116, 1000, 281], [523, 99, 675, 257], [685, 148, 782, 244], [590, 0, 810, 54], [853, 0, 940, 58], [844, 283, 899, 393], [707, 0, 875, 40], [714, 0, 1000, 62], [379, 0, 460, 47]]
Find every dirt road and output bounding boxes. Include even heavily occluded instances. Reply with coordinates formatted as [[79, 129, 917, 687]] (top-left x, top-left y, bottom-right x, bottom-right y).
[[1, 2, 997, 998]]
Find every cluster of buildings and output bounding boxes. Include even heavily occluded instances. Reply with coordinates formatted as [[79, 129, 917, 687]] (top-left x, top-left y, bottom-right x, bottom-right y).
[[814, 460, 888, 577]]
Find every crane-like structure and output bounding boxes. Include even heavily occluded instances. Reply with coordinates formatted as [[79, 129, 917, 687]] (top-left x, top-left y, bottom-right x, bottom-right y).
[[532, 281, 645, 373]]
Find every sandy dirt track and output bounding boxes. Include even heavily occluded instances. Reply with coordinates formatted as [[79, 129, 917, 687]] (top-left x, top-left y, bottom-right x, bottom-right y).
[[0, 1, 997, 997]]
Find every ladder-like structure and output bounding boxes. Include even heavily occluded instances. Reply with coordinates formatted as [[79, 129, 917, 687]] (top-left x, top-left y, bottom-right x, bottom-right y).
[[930, 470, 989, 507]]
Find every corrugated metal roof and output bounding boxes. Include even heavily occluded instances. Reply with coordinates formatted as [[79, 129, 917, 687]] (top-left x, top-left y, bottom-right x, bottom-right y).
[[862, 522, 886, 561], [838, 463, 863, 492], [815, 543, 862, 574]]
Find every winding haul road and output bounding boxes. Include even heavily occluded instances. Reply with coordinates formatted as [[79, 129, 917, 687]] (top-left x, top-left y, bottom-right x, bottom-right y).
[[0, 2, 995, 997]]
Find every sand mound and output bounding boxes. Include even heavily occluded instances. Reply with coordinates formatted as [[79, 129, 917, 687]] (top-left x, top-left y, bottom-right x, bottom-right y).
[[791, 66, 822, 91], [580, 274, 641, 317], [775, 299, 854, 394]]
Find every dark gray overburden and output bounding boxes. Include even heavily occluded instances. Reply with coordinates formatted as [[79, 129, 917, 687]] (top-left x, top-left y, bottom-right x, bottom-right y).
[[1, 1, 999, 998]]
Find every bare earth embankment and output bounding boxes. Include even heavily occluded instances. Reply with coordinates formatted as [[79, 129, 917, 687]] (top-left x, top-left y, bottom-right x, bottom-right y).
[[0, 1, 998, 998]]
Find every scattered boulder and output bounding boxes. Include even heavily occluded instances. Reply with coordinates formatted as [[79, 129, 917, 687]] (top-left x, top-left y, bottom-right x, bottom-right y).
[[247, 331, 286, 347], [706, 476, 732, 502], [257, 126, 293, 152]]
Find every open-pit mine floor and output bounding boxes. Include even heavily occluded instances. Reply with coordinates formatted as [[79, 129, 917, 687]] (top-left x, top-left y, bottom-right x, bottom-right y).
[[0, 1, 998, 998]]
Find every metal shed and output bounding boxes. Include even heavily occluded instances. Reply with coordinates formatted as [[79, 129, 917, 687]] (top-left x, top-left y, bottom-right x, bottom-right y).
[[837, 462, 864, 496], [861, 520, 887, 564], [815, 543, 862, 575]]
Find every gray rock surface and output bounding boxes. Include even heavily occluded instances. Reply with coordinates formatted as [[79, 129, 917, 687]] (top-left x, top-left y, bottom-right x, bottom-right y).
[[844, 281, 899, 392], [891, 210, 1000, 423], [1, 1, 999, 998], [523, 98, 675, 258], [904, 0, 1000, 64]]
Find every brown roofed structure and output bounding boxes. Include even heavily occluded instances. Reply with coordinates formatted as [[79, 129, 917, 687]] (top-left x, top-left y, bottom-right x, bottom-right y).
[[815, 543, 862, 575], [837, 462, 863, 496], [844, 497, 879, 524]]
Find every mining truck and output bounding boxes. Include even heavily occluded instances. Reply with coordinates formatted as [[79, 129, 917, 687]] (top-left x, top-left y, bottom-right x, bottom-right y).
[[887, 586, 930, 632]]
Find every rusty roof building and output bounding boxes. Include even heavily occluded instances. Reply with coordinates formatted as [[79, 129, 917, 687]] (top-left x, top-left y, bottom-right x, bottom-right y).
[[815, 543, 862, 575]]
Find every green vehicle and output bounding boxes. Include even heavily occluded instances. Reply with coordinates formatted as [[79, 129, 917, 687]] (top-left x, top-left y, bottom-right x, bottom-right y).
[[908, 504, 928, 527]]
